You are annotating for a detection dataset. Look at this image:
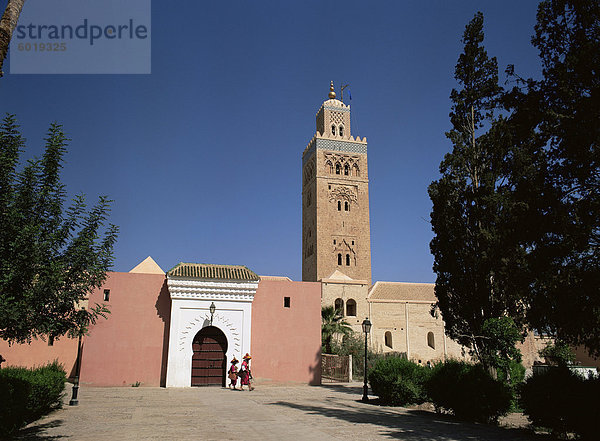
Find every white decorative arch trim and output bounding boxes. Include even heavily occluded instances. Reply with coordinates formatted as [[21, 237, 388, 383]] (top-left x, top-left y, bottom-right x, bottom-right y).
[[165, 278, 258, 387], [177, 312, 240, 354]]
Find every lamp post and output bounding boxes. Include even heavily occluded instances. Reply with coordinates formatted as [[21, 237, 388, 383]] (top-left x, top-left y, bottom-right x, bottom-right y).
[[209, 302, 216, 325], [69, 333, 83, 406], [361, 317, 371, 403]]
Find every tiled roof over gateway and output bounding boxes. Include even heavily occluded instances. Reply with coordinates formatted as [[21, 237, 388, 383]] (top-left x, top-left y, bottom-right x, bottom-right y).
[[368, 281, 436, 302], [167, 263, 259, 281]]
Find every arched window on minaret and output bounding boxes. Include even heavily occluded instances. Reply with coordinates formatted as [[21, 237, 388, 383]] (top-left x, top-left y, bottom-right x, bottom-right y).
[[337, 201, 341, 211], [335, 163, 341, 175], [331, 125, 336, 136], [334, 298, 344, 314], [353, 164, 360, 177], [345, 254, 350, 266], [339, 126, 344, 137], [344, 164, 349, 176], [326, 160, 333, 174], [337, 253, 342, 266], [344, 201, 349, 211]]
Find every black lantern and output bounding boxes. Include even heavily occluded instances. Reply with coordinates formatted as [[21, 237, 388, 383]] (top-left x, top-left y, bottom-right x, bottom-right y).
[[209, 302, 216, 325], [362, 317, 372, 334], [361, 318, 371, 402]]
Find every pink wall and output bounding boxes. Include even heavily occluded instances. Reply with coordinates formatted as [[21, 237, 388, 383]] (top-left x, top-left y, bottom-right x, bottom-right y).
[[0, 333, 78, 376], [0, 272, 168, 386], [251, 278, 322, 385], [574, 346, 600, 368], [80, 272, 170, 386], [1, 273, 321, 387]]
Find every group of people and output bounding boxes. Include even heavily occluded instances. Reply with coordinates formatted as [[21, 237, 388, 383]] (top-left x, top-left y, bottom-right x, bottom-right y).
[[228, 353, 253, 391]]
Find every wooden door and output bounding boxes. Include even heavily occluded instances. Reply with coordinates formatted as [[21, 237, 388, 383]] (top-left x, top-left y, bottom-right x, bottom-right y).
[[191, 326, 228, 387]]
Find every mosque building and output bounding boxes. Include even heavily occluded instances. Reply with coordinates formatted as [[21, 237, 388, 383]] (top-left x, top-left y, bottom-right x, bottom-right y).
[[301, 82, 468, 363], [0, 83, 548, 386]]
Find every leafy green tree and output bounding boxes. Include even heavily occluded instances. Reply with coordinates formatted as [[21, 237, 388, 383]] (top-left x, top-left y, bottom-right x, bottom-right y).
[[480, 317, 523, 381], [0, 115, 118, 344], [432, 2, 599, 367], [429, 12, 527, 368], [528, 0, 600, 355], [539, 340, 576, 366], [321, 305, 352, 354], [506, 0, 600, 355]]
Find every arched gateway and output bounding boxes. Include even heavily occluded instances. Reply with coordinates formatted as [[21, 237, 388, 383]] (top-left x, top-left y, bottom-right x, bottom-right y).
[[191, 326, 228, 386], [165, 263, 259, 388]]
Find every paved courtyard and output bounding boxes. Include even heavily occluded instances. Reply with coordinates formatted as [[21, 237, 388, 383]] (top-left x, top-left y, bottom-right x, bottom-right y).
[[15, 382, 551, 441]]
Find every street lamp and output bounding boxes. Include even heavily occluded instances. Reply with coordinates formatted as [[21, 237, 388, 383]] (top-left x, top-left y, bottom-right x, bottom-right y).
[[361, 317, 371, 403], [69, 333, 83, 406], [209, 302, 216, 325]]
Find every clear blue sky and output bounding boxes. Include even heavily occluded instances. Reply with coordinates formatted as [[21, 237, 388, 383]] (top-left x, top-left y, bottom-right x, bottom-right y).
[[0, 1, 542, 282]]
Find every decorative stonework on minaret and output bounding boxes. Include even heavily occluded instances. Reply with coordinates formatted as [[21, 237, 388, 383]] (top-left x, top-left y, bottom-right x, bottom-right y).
[[302, 82, 372, 283]]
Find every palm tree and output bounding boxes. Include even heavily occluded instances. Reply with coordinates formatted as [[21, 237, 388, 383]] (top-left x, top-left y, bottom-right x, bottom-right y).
[[321, 305, 352, 354], [0, 0, 26, 76]]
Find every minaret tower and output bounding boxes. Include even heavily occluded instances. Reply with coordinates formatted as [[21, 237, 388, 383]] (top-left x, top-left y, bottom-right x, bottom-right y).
[[302, 81, 372, 283]]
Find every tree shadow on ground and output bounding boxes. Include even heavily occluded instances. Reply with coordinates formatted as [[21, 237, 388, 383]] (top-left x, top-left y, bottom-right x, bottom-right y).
[[11, 420, 65, 440], [268, 400, 553, 441], [319, 383, 364, 397]]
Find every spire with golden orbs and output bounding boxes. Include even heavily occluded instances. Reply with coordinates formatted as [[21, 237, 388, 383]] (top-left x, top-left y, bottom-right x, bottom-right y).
[[328, 81, 336, 99]]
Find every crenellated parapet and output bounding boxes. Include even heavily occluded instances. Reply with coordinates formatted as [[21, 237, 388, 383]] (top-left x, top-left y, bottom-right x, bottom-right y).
[[303, 132, 368, 165]]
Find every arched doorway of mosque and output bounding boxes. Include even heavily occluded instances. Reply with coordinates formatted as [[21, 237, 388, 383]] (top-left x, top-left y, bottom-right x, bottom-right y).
[[191, 326, 228, 387]]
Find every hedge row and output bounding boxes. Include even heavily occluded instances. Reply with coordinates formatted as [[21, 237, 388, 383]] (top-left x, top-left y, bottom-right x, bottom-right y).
[[369, 357, 430, 406], [426, 360, 512, 423], [368, 358, 513, 424], [520, 367, 599, 440], [0, 361, 67, 437]]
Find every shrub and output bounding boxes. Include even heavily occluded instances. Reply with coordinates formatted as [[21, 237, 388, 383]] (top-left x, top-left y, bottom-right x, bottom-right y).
[[520, 367, 600, 439], [538, 340, 576, 366], [330, 333, 383, 380], [0, 374, 31, 437], [499, 359, 526, 387], [570, 375, 600, 441], [368, 357, 431, 406], [426, 360, 512, 423], [0, 361, 67, 437], [497, 359, 526, 411]]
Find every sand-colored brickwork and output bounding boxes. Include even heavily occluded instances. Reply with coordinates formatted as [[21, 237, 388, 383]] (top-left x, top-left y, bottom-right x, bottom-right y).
[[302, 85, 372, 283]]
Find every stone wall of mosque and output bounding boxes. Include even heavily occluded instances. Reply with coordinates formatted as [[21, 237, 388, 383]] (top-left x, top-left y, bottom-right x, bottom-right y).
[[368, 300, 467, 365]]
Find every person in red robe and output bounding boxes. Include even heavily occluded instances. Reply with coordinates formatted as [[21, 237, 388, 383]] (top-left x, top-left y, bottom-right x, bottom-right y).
[[239, 353, 253, 391], [228, 357, 239, 390]]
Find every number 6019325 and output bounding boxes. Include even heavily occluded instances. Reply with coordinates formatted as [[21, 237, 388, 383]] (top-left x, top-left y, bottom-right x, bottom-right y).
[[17, 42, 67, 51]]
